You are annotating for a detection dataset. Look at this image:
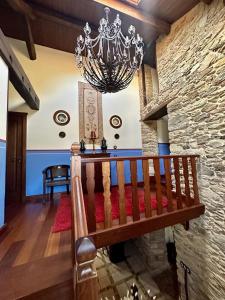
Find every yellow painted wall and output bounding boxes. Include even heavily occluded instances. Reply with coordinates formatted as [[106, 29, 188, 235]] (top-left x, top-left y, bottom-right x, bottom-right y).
[[8, 38, 142, 150]]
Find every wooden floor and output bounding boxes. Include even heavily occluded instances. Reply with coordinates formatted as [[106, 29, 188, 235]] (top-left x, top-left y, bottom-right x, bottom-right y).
[[0, 194, 73, 300]]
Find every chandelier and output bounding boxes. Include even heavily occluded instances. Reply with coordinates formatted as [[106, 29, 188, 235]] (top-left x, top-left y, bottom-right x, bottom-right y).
[[75, 7, 144, 93]]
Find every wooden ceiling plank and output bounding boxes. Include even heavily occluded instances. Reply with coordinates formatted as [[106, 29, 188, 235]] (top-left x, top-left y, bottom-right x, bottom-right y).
[[201, 0, 213, 4], [28, 2, 98, 33], [24, 16, 36, 60], [93, 0, 170, 34], [0, 28, 40, 110], [6, 0, 35, 19]]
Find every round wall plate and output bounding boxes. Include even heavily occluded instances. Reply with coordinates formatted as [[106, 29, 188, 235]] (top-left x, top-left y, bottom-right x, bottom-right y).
[[109, 115, 122, 129], [59, 131, 66, 138], [53, 110, 70, 126]]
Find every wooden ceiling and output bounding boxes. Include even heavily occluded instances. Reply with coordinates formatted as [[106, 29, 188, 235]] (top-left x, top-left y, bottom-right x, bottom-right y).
[[0, 0, 209, 66]]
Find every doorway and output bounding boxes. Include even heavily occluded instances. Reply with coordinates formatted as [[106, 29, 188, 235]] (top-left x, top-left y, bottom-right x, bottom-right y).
[[6, 112, 27, 205]]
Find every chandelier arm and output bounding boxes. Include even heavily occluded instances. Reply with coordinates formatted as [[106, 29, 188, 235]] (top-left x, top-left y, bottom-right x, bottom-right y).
[[83, 54, 102, 83], [88, 46, 106, 81], [115, 62, 130, 82]]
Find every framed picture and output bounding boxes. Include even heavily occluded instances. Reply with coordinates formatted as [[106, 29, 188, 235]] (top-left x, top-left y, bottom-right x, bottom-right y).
[[53, 110, 70, 126], [110, 115, 122, 129]]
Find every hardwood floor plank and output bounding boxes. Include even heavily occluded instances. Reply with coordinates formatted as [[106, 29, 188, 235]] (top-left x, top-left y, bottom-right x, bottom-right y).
[[31, 203, 57, 260], [44, 232, 61, 257], [11, 253, 72, 299], [59, 230, 71, 254], [13, 206, 49, 266], [0, 240, 25, 268], [0, 199, 73, 300], [0, 207, 26, 262]]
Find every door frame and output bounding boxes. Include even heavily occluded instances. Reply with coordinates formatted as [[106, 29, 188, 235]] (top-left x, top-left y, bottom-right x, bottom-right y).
[[6, 111, 27, 204]]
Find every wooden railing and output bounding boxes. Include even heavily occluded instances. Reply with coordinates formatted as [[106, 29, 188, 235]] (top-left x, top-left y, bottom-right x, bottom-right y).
[[71, 144, 98, 300], [80, 154, 204, 247], [70, 143, 205, 299]]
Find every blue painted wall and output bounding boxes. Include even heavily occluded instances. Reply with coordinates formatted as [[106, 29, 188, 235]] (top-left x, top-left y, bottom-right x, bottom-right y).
[[158, 143, 170, 174], [26, 149, 143, 196], [0, 140, 6, 227]]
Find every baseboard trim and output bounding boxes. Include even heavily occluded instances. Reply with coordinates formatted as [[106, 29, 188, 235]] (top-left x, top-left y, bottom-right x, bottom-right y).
[[26, 192, 66, 202]]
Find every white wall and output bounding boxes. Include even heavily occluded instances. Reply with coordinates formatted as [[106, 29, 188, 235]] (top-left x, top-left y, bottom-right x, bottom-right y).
[[0, 57, 8, 227], [0, 57, 8, 140], [8, 38, 142, 150]]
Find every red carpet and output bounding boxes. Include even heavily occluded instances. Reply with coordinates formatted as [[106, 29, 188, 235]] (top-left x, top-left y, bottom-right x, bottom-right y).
[[52, 186, 168, 233]]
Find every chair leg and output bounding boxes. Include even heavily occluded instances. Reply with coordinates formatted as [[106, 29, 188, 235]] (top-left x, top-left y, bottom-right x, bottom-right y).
[[50, 187, 54, 201], [66, 184, 70, 194], [43, 183, 47, 204]]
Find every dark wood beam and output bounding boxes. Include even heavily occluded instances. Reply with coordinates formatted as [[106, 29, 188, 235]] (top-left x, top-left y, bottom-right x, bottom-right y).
[[28, 2, 98, 33], [0, 28, 39, 110], [6, 0, 36, 60], [6, 0, 35, 19], [24, 16, 36, 60], [93, 0, 170, 34], [90, 204, 205, 248], [201, 0, 213, 4], [142, 101, 168, 121]]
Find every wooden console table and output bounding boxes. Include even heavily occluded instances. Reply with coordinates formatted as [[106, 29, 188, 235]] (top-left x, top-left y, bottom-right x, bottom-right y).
[[80, 152, 110, 193]]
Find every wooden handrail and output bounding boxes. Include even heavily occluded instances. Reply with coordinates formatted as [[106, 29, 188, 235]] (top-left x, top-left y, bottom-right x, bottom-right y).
[[71, 143, 98, 300], [81, 154, 200, 163], [72, 176, 88, 238]]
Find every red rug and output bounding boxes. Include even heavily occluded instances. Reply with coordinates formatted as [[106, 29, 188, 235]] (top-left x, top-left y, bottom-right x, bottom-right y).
[[52, 186, 168, 233]]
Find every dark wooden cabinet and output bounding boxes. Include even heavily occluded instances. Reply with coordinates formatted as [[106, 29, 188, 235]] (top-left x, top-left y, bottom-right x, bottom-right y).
[[80, 152, 110, 193]]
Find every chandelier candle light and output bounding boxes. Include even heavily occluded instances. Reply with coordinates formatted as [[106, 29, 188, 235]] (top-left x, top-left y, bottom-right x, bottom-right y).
[[75, 7, 144, 93]]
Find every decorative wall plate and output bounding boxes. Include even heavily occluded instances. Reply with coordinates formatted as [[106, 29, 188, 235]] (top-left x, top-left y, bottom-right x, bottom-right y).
[[59, 131, 66, 138], [110, 115, 122, 129], [53, 110, 70, 126]]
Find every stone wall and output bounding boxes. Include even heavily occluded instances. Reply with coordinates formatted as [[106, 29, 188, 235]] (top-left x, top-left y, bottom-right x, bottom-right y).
[[138, 65, 158, 154], [138, 65, 168, 277], [140, 0, 225, 299]]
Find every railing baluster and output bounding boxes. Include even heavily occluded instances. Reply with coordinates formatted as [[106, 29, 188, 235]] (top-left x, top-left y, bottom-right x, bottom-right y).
[[182, 157, 191, 206], [142, 159, 151, 217], [86, 163, 96, 232], [173, 157, 182, 209], [102, 161, 112, 228], [130, 160, 140, 221], [164, 158, 173, 212], [117, 161, 127, 224], [153, 158, 163, 215], [190, 156, 200, 204]]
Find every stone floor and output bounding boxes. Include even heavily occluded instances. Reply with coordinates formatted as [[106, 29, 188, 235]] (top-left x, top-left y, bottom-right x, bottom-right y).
[[96, 240, 179, 300]]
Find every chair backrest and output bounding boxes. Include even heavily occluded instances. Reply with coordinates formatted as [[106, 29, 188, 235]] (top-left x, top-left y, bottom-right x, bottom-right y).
[[43, 165, 70, 180]]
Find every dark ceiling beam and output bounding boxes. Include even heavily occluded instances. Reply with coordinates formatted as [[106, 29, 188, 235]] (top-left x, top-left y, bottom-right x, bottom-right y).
[[201, 0, 213, 4], [93, 0, 170, 34], [24, 16, 36, 60], [6, 0, 36, 60], [6, 0, 35, 19], [28, 2, 98, 33], [0, 28, 40, 110]]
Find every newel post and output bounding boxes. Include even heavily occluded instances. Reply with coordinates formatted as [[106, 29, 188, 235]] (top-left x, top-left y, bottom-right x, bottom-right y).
[[71, 142, 81, 178], [75, 237, 98, 300]]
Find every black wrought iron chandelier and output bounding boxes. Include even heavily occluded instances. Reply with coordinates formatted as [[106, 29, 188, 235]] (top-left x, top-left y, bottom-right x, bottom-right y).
[[75, 7, 144, 93]]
